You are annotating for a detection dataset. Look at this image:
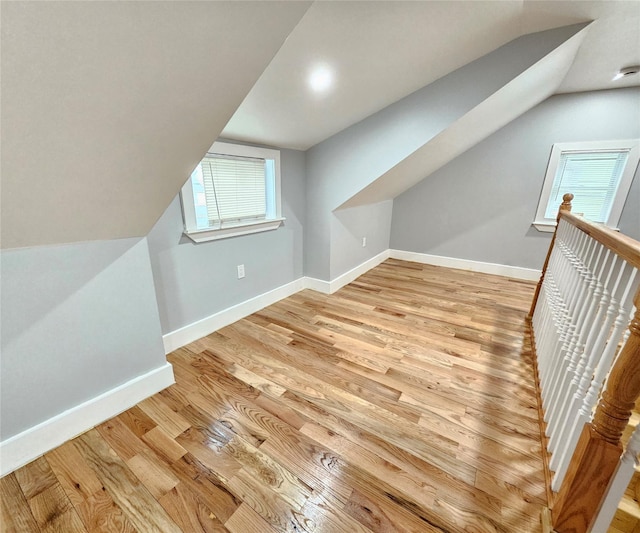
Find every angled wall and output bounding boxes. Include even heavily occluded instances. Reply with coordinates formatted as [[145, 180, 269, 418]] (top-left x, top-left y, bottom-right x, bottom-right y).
[[304, 24, 587, 281], [0, 1, 308, 472], [390, 88, 640, 269], [330, 201, 393, 280], [1, 1, 309, 249], [1, 238, 166, 441]]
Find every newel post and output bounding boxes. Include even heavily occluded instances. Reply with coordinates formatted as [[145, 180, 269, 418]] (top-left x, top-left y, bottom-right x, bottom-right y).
[[528, 193, 573, 321], [552, 288, 640, 532]]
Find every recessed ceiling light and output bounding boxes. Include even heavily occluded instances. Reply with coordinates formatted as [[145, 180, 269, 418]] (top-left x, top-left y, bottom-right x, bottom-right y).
[[613, 65, 640, 81], [308, 65, 333, 93]]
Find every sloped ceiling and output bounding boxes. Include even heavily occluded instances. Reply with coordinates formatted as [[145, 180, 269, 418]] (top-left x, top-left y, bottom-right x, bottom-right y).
[[340, 25, 590, 209], [222, 0, 526, 151], [223, 0, 640, 151], [523, 0, 640, 93], [3, 1, 637, 249], [1, 1, 310, 249]]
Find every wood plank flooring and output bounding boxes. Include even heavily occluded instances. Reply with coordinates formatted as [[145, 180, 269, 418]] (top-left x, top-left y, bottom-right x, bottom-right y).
[[1, 259, 547, 532]]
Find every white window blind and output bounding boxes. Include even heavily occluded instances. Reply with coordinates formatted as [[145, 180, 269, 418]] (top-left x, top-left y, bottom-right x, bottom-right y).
[[199, 154, 266, 226], [181, 141, 283, 242], [544, 150, 629, 223]]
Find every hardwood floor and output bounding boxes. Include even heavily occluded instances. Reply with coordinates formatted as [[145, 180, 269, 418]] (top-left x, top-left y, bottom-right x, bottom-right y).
[[1, 259, 547, 532]]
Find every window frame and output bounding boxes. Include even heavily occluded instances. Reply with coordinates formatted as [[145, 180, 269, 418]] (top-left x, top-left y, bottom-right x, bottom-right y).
[[533, 139, 639, 232], [180, 141, 284, 243]]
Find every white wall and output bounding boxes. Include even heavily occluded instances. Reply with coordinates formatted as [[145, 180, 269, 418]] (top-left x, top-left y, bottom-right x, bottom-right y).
[[390, 88, 640, 269], [0, 237, 166, 440]]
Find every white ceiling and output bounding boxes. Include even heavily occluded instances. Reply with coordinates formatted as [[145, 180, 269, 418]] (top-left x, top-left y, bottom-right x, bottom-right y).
[[2, 1, 637, 249], [342, 25, 590, 208], [1, 1, 310, 249], [222, 0, 640, 151]]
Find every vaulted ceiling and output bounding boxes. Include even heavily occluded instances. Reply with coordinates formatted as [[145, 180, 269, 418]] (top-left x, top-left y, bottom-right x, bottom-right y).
[[1, 1, 310, 249], [223, 0, 640, 151], [2, 1, 638, 249]]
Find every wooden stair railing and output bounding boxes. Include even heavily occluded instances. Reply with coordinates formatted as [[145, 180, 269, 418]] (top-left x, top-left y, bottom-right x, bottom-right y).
[[529, 193, 575, 321], [528, 195, 640, 533], [590, 416, 640, 532], [552, 294, 640, 532]]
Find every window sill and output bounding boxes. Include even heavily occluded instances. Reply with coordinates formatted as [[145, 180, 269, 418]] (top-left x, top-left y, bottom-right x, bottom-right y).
[[532, 221, 556, 233], [533, 219, 619, 233], [184, 217, 285, 243]]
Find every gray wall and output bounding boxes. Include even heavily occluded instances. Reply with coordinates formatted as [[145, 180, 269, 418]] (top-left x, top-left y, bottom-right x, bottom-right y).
[[4, 42, 637, 451], [390, 88, 640, 270], [330, 201, 393, 279], [1, 237, 166, 440], [148, 148, 306, 335], [304, 25, 582, 281]]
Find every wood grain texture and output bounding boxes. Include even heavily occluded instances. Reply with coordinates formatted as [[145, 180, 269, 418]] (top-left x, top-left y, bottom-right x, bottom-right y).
[[0, 474, 41, 532], [14, 457, 87, 533], [552, 425, 622, 533], [553, 292, 640, 532], [1, 260, 546, 532], [592, 294, 640, 444], [559, 211, 640, 268]]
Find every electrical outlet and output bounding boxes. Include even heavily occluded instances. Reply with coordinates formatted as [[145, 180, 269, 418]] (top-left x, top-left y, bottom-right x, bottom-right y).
[[362, 237, 367, 247], [237, 264, 245, 279]]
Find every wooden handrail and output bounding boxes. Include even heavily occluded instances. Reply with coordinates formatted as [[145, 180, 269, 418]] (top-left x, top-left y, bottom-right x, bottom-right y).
[[527, 192, 640, 532], [592, 295, 640, 443], [552, 287, 640, 532], [528, 193, 573, 320], [559, 211, 640, 269]]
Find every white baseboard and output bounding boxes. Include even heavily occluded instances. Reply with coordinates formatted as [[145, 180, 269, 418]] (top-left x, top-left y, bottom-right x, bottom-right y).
[[162, 249, 538, 356], [303, 276, 331, 294], [328, 249, 391, 293], [305, 250, 390, 295], [389, 250, 541, 281], [0, 362, 174, 477], [0, 250, 538, 477], [163, 278, 306, 354], [163, 251, 391, 353]]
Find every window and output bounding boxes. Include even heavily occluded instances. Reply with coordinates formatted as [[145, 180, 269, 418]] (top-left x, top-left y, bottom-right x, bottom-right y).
[[533, 139, 639, 232], [181, 141, 284, 242]]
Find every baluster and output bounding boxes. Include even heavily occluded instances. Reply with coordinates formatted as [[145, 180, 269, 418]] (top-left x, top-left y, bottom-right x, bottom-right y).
[[540, 237, 579, 462], [553, 287, 640, 532], [529, 193, 573, 319], [539, 222, 576, 400], [538, 288, 557, 387], [535, 229, 567, 394], [544, 228, 590, 426], [549, 254, 623, 468], [620, 308, 634, 347], [547, 246, 611, 455], [550, 236, 586, 399], [536, 284, 560, 403], [550, 263, 636, 488], [560, 230, 589, 325], [541, 232, 576, 420], [535, 256, 557, 390]]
